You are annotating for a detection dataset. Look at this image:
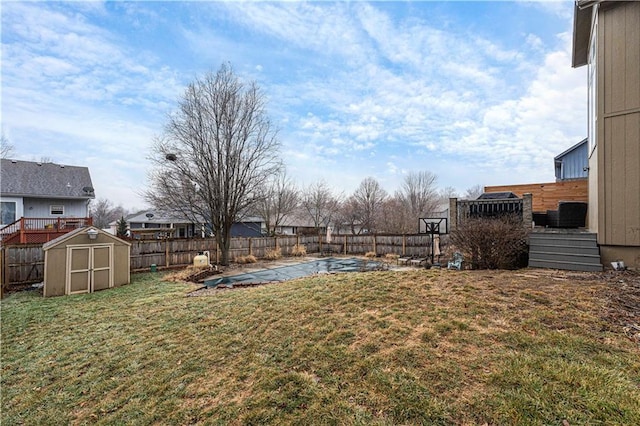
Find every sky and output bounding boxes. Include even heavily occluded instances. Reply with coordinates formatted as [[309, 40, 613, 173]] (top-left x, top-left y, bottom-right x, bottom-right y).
[[1, 0, 588, 210]]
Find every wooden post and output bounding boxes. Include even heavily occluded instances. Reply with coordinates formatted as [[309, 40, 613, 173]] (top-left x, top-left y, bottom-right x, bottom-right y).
[[274, 235, 278, 249], [344, 235, 347, 255], [319, 233, 323, 254], [165, 238, 170, 267], [216, 241, 220, 265], [402, 234, 406, 256], [248, 238, 252, 256], [0, 247, 5, 299], [373, 234, 377, 255]]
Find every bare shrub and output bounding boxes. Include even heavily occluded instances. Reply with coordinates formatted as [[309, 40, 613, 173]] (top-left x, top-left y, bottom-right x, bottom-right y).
[[235, 255, 257, 264], [365, 251, 377, 258], [291, 244, 307, 257], [164, 266, 203, 282], [450, 215, 529, 270], [264, 247, 282, 260], [383, 253, 399, 264]]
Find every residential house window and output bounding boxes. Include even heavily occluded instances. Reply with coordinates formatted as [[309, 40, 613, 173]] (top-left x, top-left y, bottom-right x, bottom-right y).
[[587, 13, 597, 154], [1, 201, 16, 225], [50, 205, 64, 215]]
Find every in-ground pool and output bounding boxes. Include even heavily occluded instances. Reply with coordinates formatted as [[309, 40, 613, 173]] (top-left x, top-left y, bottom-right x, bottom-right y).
[[204, 257, 381, 288]]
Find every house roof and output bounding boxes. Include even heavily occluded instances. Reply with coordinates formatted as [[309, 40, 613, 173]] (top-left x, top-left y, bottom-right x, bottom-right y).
[[1, 159, 94, 199], [43, 225, 130, 250], [572, 1, 622, 67], [554, 138, 588, 161], [115, 210, 197, 225], [571, 1, 600, 68]]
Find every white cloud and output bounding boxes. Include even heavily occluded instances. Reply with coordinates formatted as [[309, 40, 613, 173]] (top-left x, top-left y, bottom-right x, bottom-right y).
[[1, 0, 587, 206]]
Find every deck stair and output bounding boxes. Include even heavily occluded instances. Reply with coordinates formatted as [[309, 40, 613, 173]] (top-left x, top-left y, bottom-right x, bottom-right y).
[[528, 230, 603, 272]]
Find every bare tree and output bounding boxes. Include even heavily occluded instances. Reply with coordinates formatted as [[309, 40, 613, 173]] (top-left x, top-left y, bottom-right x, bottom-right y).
[[300, 180, 341, 233], [1, 133, 15, 158], [335, 196, 361, 235], [89, 198, 128, 229], [377, 196, 408, 234], [439, 186, 458, 201], [352, 177, 387, 233], [463, 184, 484, 200], [395, 171, 439, 232], [254, 170, 299, 236], [145, 63, 281, 265]]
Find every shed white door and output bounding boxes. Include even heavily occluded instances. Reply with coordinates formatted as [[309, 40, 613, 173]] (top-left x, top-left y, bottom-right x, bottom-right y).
[[67, 244, 113, 295]]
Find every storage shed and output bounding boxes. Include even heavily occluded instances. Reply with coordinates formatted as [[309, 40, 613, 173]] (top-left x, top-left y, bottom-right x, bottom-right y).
[[43, 226, 131, 297]]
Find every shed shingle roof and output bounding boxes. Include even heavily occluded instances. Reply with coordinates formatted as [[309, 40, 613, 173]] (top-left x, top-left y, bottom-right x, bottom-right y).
[[1, 159, 95, 199]]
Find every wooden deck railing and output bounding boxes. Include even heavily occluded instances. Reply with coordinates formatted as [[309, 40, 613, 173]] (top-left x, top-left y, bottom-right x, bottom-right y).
[[449, 194, 533, 232], [0, 217, 93, 244]]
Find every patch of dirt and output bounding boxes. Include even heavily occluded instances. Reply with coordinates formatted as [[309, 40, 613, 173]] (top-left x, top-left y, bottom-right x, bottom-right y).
[[600, 269, 640, 343]]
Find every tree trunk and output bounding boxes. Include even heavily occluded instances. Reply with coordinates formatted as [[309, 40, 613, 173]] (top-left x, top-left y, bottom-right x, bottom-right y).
[[217, 226, 233, 266]]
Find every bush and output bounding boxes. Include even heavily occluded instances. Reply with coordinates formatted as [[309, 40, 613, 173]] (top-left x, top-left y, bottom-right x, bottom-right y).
[[385, 253, 400, 262], [264, 247, 282, 260], [365, 251, 377, 258], [291, 244, 307, 257], [450, 215, 529, 270], [235, 255, 257, 264]]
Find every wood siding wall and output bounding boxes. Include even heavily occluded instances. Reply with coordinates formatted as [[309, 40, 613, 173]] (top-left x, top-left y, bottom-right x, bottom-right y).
[[484, 180, 588, 213], [23, 198, 89, 218], [1, 234, 438, 292], [598, 2, 640, 247]]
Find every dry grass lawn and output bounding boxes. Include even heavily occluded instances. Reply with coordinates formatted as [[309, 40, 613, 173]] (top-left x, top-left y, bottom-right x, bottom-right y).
[[2, 267, 639, 425]]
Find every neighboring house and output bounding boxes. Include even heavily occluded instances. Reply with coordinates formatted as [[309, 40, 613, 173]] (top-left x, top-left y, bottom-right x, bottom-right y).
[[1, 159, 94, 244], [231, 217, 265, 238], [274, 211, 328, 236], [1, 159, 94, 225], [572, 0, 640, 267], [554, 138, 588, 181], [110, 210, 202, 239], [111, 211, 265, 239]]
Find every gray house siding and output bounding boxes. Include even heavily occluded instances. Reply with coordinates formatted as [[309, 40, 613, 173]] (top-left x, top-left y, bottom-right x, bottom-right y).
[[555, 140, 588, 180], [23, 198, 89, 218], [231, 222, 264, 237]]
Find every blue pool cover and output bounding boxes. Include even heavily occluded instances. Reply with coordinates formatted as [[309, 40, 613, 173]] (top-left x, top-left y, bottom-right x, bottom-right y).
[[204, 257, 381, 288]]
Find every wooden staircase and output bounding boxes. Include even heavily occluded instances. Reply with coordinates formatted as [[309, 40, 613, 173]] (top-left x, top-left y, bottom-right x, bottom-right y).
[[528, 230, 603, 272]]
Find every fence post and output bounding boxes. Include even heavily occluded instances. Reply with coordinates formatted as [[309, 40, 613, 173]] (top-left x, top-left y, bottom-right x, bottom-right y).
[[373, 234, 377, 255], [0, 247, 5, 299], [248, 238, 252, 256], [165, 238, 170, 267], [344, 235, 347, 255], [402, 234, 406, 256], [449, 198, 458, 232]]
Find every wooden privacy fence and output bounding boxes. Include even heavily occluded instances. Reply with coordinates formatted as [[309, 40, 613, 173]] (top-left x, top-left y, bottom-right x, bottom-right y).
[[1, 233, 437, 292], [485, 180, 588, 212]]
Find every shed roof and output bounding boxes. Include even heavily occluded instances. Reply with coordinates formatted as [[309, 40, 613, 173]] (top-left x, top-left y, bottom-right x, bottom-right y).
[[1, 159, 94, 199], [43, 226, 131, 250]]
